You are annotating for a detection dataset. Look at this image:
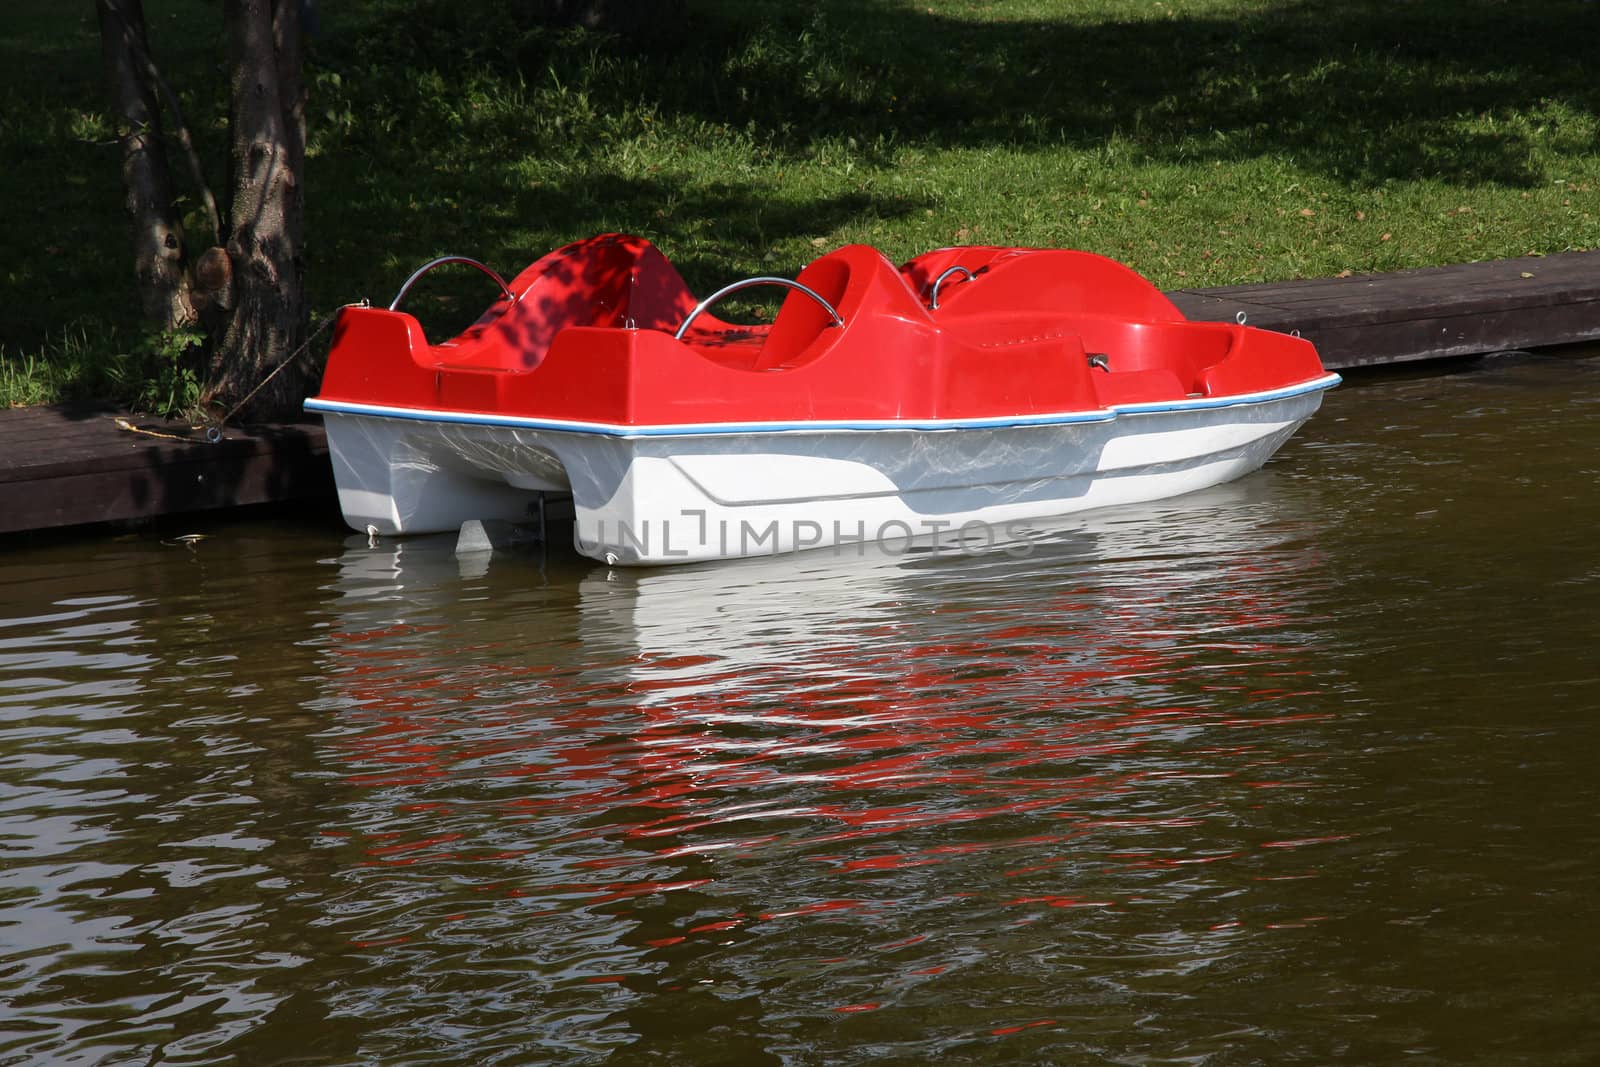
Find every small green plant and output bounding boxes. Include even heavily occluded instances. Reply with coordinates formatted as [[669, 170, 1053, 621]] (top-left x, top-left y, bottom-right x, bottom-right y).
[[116, 327, 206, 419]]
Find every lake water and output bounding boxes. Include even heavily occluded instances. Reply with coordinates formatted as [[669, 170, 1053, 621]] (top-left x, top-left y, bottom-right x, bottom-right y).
[[2, 349, 1598, 1065]]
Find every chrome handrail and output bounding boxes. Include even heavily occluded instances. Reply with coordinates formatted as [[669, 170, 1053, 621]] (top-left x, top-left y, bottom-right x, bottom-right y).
[[388, 256, 513, 312], [674, 276, 844, 341], [928, 265, 975, 309]]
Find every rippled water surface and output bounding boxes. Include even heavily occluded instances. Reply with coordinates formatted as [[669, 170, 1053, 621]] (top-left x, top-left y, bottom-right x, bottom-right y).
[[3, 351, 1599, 1065]]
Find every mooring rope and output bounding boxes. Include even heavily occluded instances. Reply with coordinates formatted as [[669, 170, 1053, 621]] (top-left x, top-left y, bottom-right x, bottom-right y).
[[112, 302, 366, 444], [212, 301, 365, 436], [112, 417, 194, 441], [110, 301, 365, 444]]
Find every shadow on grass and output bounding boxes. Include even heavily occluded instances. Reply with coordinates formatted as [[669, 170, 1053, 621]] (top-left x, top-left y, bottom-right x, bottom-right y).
[[323, 168, 928, 338], [333, 0, 1599, 182], [312, 0, 1598, 269], [4, 0, 1597, 356]]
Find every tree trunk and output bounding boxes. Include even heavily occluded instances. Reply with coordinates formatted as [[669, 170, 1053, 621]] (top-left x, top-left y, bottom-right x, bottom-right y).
[[206, 0, 307, 420], [97, 0, 196, 332]]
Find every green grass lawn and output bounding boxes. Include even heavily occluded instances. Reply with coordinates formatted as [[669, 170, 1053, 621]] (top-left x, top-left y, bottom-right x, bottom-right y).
[[3, 0, 1596, 408]]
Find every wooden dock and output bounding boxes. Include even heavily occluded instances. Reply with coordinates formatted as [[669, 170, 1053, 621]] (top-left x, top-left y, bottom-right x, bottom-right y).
[[2, 250, 1596, 535], [0, 406, 330, 536], [1169, 250, 1600, 369]]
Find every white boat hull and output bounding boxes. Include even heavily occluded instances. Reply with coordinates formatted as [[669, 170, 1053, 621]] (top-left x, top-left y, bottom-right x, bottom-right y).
[[310, 378, 1336, 565]]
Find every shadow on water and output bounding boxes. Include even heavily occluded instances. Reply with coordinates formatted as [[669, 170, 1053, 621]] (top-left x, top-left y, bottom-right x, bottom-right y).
[[0, 529, 372, 1062]]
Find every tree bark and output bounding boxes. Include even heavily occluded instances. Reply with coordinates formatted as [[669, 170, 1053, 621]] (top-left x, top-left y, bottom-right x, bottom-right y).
[[96, 0, 196, 332], [207, 0, 308, 419]]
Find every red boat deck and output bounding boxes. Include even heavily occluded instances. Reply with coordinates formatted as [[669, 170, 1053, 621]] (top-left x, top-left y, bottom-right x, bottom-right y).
[[314, 237, 1322, 426], [3, 249, 1596, 535]]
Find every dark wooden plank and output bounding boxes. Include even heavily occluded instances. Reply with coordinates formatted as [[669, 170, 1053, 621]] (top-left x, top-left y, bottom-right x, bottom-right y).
[[0, 410, 171, 457], [0, 409, 330, 533], [0, 412, 120, 446], [1169, 250, 1600, 368], [1, 432, 293, 483], [1295, 301, 1600, 369], [1, 414, 321, 473], [1178, 252, 1600, 309]]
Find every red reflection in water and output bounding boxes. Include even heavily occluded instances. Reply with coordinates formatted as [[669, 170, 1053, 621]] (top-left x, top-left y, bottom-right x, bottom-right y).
[[992, 1019, 1060, 1036], [323, 536, 1331, 942]]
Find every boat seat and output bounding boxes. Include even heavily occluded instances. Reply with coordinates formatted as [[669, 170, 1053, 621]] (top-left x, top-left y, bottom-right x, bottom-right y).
[[908, 247, 1187, 325], [431, 234, 699, 372], [752, 245, 933, 371], [1090, 365, 1191, 406], [672, 245, 933, 373], [1070, 318, 1228, 396]]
